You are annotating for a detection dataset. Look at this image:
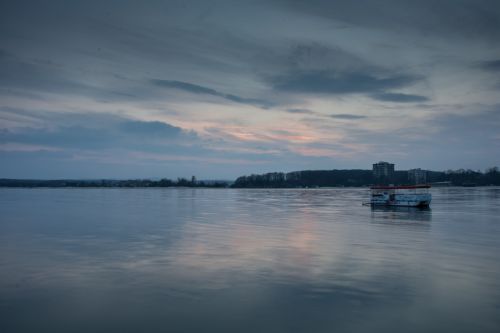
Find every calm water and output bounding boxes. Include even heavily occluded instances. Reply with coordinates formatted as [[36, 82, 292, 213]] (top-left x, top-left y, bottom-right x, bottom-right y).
[[1, 187, 500, 333]]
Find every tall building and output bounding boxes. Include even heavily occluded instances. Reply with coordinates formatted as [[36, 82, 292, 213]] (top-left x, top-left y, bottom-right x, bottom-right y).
[[373, 161, 395, 183], [408, 168, 427, 184]]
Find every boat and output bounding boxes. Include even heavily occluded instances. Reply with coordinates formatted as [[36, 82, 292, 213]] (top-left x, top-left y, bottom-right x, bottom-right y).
[[369, 185, 431, 207]]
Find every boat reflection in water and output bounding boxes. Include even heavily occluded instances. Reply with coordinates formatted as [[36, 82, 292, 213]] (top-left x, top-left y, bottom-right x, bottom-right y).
[[370, 205, 432, 224]]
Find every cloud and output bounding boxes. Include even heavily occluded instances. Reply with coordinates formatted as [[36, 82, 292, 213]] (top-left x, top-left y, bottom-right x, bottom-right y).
[[286, 108, 316, 114], [0, 143, 61, 152], [0, 49, 9, 58], [0, 0, 499, 177], [262, 42, 429, 104], [276, 0, 500, 41], [330, 114, 367, 120], [0, 52, 97, 95], [0, 108, 301, 178], [151, 79, 272, 108], [118, 120, 184, 138], [371, 92, 429, 103], [285, 42, 370, 73], [0, 49, 148, 103], [151, 80, 219, 95], [0, 110, 194, 152], [269, 70, 420, 94], [286, 109, 367, 120], [478, 60, 500, 71]]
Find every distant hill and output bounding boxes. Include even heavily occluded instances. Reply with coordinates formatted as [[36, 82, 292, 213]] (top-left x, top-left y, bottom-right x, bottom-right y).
[[231, 168, 500, 188]]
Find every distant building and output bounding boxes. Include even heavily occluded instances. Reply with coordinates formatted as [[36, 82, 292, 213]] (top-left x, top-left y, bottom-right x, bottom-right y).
[[408, 168, 427, 184], [373, 161, 395, 183]]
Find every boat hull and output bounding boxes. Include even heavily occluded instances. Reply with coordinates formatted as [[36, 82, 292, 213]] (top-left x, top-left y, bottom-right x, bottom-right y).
[[370, 193, 431, 207], [370, 200, 430, 207]]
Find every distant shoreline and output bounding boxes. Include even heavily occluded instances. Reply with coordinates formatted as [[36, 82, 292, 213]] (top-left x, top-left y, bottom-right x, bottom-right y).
[[0, 178, 231, 188], [0, 184, 392, 189], [1, 166, 499, 188]]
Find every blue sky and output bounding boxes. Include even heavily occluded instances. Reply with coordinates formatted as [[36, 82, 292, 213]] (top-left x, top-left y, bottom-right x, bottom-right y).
[[1, 0, 499, 179]]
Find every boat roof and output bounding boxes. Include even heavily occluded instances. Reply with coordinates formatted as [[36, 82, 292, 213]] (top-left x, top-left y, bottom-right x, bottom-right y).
[[371, 185, 431, 190]]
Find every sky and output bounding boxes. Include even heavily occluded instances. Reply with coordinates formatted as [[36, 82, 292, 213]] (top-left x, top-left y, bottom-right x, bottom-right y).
[[1, 0, 499, 179]]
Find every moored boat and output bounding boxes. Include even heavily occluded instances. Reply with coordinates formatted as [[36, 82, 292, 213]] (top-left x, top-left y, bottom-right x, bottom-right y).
[[369, 185, 431, 207]]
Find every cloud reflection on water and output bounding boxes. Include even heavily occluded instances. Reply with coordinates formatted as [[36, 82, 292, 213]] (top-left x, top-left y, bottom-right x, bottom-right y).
[[0, 188, 499, 332]]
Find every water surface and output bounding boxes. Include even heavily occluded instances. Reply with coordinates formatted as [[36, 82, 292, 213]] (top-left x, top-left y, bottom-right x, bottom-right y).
[[1, 187, 500, 332]]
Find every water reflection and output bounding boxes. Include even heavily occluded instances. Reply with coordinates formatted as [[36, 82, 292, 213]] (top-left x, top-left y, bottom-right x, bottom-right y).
[[0, 188, 499, 333], [370, 206, 432, 224]]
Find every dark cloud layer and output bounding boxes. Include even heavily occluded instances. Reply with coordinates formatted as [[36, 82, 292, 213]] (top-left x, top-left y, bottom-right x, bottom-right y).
[[270, 71, 420, 94], [119, 121, 183, 137], [479, 60, 500, 71], [0, 111, 193, 152], [0, 51, 95, 95], [285, 109, 367, 120], [151, 79, 273, 108], [330, 114, 367, 120], [278, 0, 500, 41], [371, 93, 429, 103], [286, 108, 315, 114]]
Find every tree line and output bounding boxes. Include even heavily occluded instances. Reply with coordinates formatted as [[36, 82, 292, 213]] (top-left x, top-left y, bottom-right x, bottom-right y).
[[1, 167, 499, 188], [231, 167, 500, 188], [0, 177, 230, 188]]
